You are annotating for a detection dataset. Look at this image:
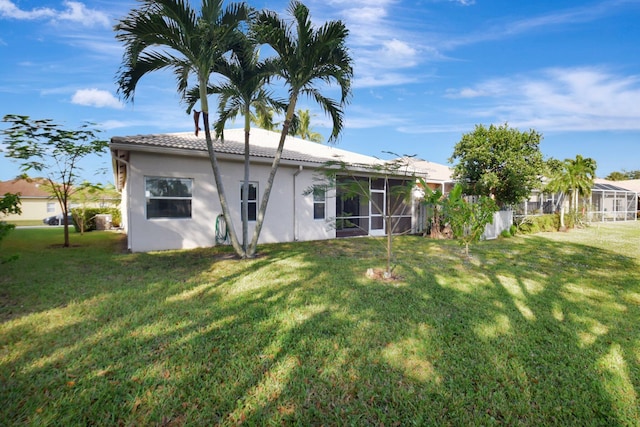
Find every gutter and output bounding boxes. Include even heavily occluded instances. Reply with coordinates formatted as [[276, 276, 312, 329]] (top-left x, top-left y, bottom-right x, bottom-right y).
[[293, 165, 303, 241]]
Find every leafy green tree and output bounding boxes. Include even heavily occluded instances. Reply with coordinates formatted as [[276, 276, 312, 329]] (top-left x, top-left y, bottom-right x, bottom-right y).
[[605, 169, 640, 180], [1, 193, 21, 262], [293, 109, 323, 143], [116, 0, 252, 257], [605, 171, 628, 181], [70, 181, 120, 234], [442, 183, 497, 258], [450, 123, 544, 208], [247, 0, 353, 257], [2, 115, 108, 247]]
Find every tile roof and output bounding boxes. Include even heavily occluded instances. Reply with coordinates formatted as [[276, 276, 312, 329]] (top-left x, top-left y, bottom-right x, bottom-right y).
[[111, 128, 385, 167], [0, 178, 53, 197], [110, 128, 454, 181]]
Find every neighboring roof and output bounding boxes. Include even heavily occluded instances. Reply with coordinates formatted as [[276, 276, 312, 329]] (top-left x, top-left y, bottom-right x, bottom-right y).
[[594, 178, 640, 192], [0, 178, 53, 198], [404, 158, 453, 182], [111, 128, 455, 182]]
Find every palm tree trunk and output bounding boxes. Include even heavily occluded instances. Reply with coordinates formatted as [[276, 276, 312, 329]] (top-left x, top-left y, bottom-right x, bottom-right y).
[[199, 78, 245, 257], [248, 94, 298, 257], [242, 112, 251, 255]]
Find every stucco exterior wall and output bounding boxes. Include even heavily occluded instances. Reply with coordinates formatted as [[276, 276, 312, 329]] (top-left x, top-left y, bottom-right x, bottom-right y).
[[4, 197, 57, 221], [124, 151, 335, 252]]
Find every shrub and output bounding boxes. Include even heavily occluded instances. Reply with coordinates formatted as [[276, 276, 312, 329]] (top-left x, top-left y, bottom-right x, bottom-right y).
[[500, 229, 512, 238], [71, 208, 121, 232], [518, 214, 558, 234]]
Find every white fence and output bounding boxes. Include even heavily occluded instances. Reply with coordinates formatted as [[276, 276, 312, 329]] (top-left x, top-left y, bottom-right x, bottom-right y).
[[482, 210, 513, 240]]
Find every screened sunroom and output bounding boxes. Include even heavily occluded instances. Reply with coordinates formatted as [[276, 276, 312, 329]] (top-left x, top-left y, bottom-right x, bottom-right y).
[[515, 182, 638, 222], [588, 182, 638, 222]]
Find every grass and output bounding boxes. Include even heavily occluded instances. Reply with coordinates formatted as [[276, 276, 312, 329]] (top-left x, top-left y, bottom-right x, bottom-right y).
[[1, 223, 639, 426]]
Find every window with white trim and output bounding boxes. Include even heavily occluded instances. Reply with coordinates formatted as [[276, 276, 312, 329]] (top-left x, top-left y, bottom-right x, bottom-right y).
[[47, 202, 55, 213], [313, 187, 326, 220], [240, 182, 258, 221], [145, 177, 193, 219]]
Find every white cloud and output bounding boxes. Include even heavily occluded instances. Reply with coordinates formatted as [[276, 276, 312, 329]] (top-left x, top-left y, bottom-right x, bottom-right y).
[[446, 67, 640, 132], [0, 0, 55, 19], [0, 0, 109, 27], [318, 1, 439, 89], [354, 72, 420, 88], [57, 1, 110, 27], [72, 89, 123, 109]]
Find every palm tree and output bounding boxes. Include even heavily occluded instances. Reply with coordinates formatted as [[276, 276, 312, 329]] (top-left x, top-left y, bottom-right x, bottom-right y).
[[567, 155, 597, 215], [294, 109, 323, 142], [546, 155, 597, 229], [249, 0, 353, 255], [115, 0, 251, 257], [545, 161, 571, 230], [250, 107, 280, 131], [187, 35, 285, 256]]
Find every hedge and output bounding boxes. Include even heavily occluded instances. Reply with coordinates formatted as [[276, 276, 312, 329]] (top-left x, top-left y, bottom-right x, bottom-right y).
[[71, 207, 121, 232]]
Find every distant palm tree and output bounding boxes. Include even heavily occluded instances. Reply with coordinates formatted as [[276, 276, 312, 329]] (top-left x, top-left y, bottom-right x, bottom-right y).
[[546, 155, 596, 228], [249, 0, 353, 254], [567, 155, 596, 215], [115, 0, 251, 257], [294, 109, 323, 143], [251, 107, 280, 131]]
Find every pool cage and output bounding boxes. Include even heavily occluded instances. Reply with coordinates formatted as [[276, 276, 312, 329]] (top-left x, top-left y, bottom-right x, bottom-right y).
[[515, 182, 638, 222]]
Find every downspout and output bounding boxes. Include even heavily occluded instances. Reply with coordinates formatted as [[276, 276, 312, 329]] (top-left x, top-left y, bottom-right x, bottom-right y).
[[293, 165, 303, 241], [113, 153, 132, 251]]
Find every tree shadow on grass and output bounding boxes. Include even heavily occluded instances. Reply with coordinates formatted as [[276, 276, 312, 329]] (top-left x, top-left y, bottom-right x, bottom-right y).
[[1, 231, 639, 425]]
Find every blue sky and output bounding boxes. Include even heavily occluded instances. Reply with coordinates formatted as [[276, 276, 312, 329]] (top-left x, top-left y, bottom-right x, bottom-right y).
[[1, 0, 639, 183]]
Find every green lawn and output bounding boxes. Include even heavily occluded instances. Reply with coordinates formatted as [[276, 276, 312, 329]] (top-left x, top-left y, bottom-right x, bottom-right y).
[[1, 224, 639, 426]]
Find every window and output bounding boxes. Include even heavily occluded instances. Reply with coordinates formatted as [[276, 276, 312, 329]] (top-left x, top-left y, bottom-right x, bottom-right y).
[[145, 177, 193, 219], [313, 187, 326, 220], [47, 202, 55, 213], [240, 182, 258, 221]]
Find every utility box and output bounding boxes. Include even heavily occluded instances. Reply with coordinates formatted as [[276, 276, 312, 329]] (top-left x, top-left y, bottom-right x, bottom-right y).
[[95, 214, 112, 230]]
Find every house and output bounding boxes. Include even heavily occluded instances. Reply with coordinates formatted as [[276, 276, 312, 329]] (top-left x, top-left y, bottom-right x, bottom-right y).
[[0, 178, 58, 221], [110, 128, 454, 252], [515, 178, 639, 222]]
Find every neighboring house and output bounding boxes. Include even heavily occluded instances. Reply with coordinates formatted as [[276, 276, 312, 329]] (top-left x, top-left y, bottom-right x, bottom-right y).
[[0, 178, 58, 221], [110, 128, 455, 252], [516, 178, 639, 222]]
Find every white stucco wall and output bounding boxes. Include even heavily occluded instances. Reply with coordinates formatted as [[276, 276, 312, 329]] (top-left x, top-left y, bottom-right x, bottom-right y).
[[124, 151, 335, 252]]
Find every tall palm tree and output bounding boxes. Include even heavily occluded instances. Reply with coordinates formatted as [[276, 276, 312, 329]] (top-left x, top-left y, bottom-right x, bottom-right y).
[[545, 160, 571, 229], [114, 0, 251, 257], [249, 0, 353, 255], [187, 35, 285, 256], [294, 109, 323, 142], [567, 155, 597, 215], [546, 155, 597, 229]]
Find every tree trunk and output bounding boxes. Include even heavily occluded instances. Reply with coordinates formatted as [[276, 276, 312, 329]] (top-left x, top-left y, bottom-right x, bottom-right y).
[[199, 78, 245, 258], [242, 112, 251, 255], [248, 93, 299, 257]]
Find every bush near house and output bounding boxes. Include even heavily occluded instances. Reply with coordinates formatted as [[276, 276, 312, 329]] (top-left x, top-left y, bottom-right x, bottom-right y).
[[517, 213, 577, 234], [71, 208, 121, 232]]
